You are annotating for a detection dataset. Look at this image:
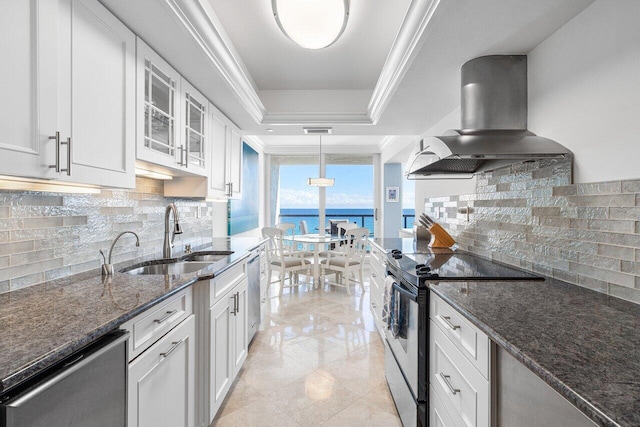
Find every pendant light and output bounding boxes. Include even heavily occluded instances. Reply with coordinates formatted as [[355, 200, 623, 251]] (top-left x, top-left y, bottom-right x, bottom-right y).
[[272, 0, 350, 50], [306, 128, 334, 187]]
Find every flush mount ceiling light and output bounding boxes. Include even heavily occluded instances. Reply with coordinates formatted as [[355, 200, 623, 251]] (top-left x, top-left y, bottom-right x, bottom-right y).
[[305, 127, 335, 187], [272, 0, 350, 49]]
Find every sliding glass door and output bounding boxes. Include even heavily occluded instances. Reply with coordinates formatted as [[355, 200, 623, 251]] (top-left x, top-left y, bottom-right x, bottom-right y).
[[270, 154, 374, 235]]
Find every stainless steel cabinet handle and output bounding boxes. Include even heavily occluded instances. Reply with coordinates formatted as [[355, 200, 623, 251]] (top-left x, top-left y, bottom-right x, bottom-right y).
[[229, 182, 233, 196], [160, 339, 184, 359], [230, 294, 237, 315], [49, 132, 61, 172], [154, 309, 178, 324], [234, 291, 239, 314], [225, 182, 231, 197], [371, 273, 376, 278], [63, 136, 71, 176], [178, 145, 185, 166], [439, 315, 460, 330], [439, 373, 460, 395]]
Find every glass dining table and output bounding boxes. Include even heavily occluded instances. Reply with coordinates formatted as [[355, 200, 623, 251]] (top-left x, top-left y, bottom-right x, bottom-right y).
[[282, 233, 346, 285]]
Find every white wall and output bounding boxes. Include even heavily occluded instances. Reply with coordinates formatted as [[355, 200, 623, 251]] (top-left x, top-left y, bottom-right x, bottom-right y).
[[528, 0, 640, 183], [413, 107, 476, 215]]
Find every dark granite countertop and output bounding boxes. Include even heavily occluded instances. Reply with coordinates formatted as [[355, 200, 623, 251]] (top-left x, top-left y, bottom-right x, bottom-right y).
[[0, 237, 265, 393], [430, 279, 640, 427]]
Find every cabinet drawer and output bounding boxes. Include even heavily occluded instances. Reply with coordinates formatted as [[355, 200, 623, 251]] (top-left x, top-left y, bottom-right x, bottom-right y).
[[128, 314, 195, 427], [430, 292, 489, 378], [430, 385, 465, 427], [430, 320, 490, 427], [210, 260, 247, 307], [121, 288, 192, 361]]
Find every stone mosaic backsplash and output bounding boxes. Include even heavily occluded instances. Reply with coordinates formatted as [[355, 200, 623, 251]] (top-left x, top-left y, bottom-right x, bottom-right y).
[[0, 177, 213, 294], [424, 158, 640, 304]]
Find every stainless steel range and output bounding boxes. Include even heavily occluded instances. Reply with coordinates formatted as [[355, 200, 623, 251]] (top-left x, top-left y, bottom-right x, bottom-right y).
[[383, 249, 541, 427]]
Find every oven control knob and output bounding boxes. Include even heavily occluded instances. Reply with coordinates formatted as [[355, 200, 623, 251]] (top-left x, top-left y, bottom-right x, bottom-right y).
[[416, 266, 432, 276], [391, 249, 402, 259]]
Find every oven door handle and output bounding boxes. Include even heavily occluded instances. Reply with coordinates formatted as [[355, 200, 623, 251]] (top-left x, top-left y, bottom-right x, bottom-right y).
[[392, 282, 418, 303]]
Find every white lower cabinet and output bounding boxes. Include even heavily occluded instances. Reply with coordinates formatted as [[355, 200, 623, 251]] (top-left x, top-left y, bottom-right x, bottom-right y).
[[430, 384, 462, 427], [429, 290, 490, 427], [128, 314, 196, 427], [195, 261, 249, 426], [368, 242, 387, 338]]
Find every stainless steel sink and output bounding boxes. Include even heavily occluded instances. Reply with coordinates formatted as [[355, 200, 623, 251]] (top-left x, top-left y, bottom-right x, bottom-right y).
[[183, 251, 234, 263], [121, 261, 212, 275]]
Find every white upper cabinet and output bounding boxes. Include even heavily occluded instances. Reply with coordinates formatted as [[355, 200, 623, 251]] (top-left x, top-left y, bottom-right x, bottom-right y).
[[0, 0, 58, 180], [181, 80, 208, 176], [136, 38, 182, 170], [58, 0, 136, 188], [0, 0, 136, 188], [208, 105, 230, 199], [228, 128, 243, 199], [136, 38, 208, 177]]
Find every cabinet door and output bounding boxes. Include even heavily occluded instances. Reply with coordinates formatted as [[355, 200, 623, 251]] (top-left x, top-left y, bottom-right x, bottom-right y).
[[208, 106, 229, 199], [232, 278, 249, 378], [180, 79, 207, 176], [209, 292, 234, 421], [0, 0, 58, 179], [136, 38, 181, 169], [128, 315, 195, 427], [58, 0, 135, 188], [228, 128, 243, 199]]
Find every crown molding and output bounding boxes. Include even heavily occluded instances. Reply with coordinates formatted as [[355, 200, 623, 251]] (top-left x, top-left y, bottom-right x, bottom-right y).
[[242, 135, 266, 152], [378, 135, 399, 152], [368, 0, 441, 125], [163, 0, 266, 123]]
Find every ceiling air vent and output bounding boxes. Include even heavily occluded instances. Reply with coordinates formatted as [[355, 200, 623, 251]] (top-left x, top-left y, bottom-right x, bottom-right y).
[[303, 127, 332, 135]]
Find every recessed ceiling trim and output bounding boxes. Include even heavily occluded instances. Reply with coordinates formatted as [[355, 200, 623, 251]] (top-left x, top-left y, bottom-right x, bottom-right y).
[[263, 144, 380, 155], [163, 0, 266, 123], [368, 0, 441, 124], [163, 0, 442, 127], [262, 112, 372, 125]]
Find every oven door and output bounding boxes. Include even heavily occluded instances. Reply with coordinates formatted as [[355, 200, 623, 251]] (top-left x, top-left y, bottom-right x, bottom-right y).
[[385, 280, 420, 400]]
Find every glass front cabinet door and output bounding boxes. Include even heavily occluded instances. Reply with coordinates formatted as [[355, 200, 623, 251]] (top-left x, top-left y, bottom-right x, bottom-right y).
[[136, 38, 207, 176], [181, 80, 207, 176]]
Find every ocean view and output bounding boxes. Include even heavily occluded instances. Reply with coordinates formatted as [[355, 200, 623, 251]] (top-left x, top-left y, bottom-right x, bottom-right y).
[[278, 208, 415, 235]]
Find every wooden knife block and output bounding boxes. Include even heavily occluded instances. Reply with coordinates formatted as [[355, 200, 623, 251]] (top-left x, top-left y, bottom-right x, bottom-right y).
[[428, 223, 456, 248]]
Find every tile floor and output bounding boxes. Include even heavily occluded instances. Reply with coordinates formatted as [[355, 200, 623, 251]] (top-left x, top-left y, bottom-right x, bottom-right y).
[[211, 272, 401, 426]]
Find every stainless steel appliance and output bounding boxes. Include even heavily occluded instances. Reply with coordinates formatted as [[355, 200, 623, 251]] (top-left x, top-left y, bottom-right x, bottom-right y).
[[247, 248, 261, 344], [384, 249, 541, 426], [0, 330, 128, 427], [405, 55, 571, 179]]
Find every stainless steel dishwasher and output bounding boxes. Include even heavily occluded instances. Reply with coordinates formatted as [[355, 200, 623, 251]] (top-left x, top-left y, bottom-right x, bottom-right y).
[[0, 330, 128, 427], [247, 248, 261, 344]]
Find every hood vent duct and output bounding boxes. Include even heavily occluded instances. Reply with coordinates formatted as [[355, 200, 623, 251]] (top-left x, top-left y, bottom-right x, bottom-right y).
[[406, 55, 571, 179]]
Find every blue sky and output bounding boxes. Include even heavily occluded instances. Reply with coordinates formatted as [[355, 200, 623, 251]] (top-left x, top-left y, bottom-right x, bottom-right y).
[[278, 164, 415, 209]]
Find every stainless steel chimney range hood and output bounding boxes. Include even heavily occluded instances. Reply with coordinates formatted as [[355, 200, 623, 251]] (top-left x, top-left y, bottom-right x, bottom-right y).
[[406, 55, 571, 179]]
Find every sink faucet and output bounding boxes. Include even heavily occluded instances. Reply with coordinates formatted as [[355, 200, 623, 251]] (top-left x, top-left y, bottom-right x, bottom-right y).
[[163, 203, 183, 258], [101, 231, 140, 276]]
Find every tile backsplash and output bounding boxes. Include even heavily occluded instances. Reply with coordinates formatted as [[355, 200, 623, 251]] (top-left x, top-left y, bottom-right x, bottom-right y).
[[424, 158, 640, 304], [0, 177, 214, 294]]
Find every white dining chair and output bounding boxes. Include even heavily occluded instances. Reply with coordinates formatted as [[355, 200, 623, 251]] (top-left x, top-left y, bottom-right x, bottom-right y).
[[275, 222, 296, 253], [262, 227, 312, 296], [299, 220, 309, 234], [319, 227, 369, 295], [319, 222, 357, 257]]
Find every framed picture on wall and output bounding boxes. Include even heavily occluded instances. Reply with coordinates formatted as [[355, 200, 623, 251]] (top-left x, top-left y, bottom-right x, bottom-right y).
[[386, 186, 399, 202]]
